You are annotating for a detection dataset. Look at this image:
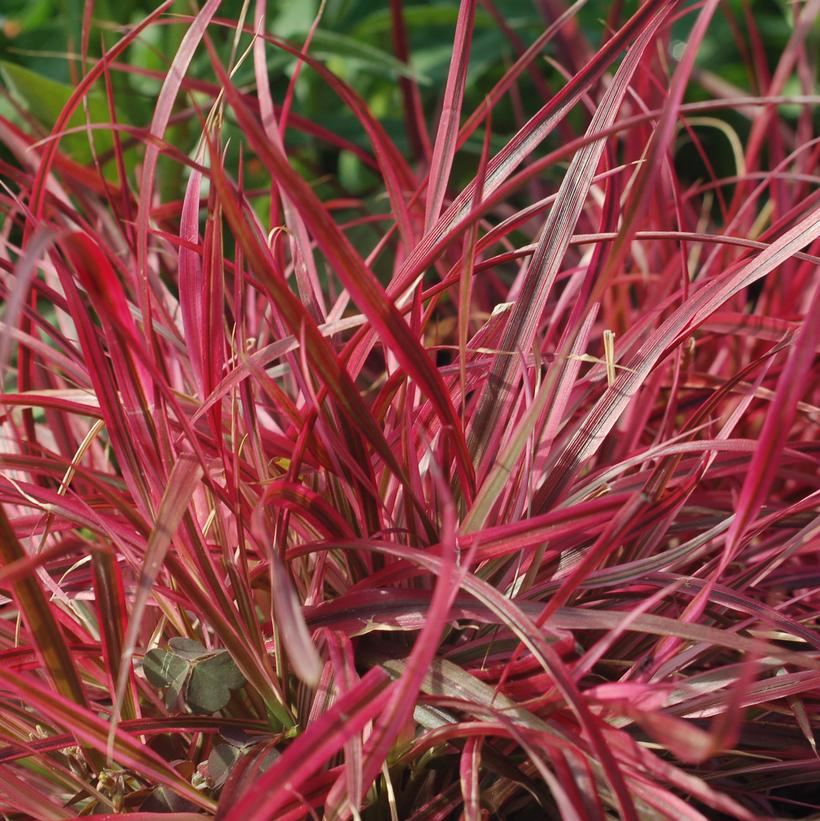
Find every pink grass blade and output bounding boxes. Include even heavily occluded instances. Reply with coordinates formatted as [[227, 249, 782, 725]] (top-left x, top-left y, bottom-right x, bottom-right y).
[[26, 1, 174, 221], [252, 0, 327, 320], [0, 506, 89, 710], [91, 549, 139, 722], [82, 816, 204, 821], [381, 0, 677, 308], [110, 453, 203, 750], [251, 506, 322, 688], [324, 467, 466, 815], [0, 667, 215, 812], [390, 0, 432, 160], [178, 168, 207, 397], [2, 1, 816, 815], [207, 55, 476, 500], [56, 235, 156, 511], [0, 764, 74, 820], [460, 736, 482, 821], [0, 225, 54, 381], [307, 576, 820, 671], [722, 281, 820, 561], [588, 0, 722, 310], [467, 4, 671, 464], [202, 127, 415, 512], [662, 274, 820, 658], [461, 306, 597, 534], [303, 539, 638, 817], [250, 13, 417, 247], [458, 106, 493, 421], [219, 668, 392, 821], [457, 0, 589, 147], [423, 0, 477, 232], [61, 231, 153, 402], [134, 0, 222, 354], [536, 204, 820, 510]]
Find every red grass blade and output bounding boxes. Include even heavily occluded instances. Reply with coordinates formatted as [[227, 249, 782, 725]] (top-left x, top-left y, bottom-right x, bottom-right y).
[[207, 53, 476, 501], [723, 282, 820, 561], [468, 3, 671, 464], [536, 204, 820, 510], [0, 505, 89, 708], [0, 667, 214, 812], [423, 0, 477, 231], [110, 453, 203, 746], [219, 668, 392, 821], [2, 0, 816, 815]]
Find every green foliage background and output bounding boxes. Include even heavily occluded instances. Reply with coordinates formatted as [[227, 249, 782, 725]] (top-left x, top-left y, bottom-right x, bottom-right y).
[[0, 0, 802, 195]]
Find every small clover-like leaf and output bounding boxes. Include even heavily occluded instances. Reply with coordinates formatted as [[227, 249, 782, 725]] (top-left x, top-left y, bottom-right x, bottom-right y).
[[208, 743, 241, 789], [168, 637, 209, 659], [185, 651, 245, 714], [143, 648, 189, 689], [219, 726, 266, 750], [140, 784, 199, 813], [164, 665, 191, 710]]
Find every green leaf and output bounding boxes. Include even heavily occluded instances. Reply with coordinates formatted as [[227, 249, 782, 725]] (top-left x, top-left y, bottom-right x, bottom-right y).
[[350, 4, 501, 39], [0, 60, 116, 170], [185, 652, 246, 714], [168, 637, 209, 660], [305, 30, 430, 83], [143, 642, 246, 712], [141, 784, 200, 813], [143, 648, 190, 690], [219, 727, 266, 749], [208, 743, 241, 789]]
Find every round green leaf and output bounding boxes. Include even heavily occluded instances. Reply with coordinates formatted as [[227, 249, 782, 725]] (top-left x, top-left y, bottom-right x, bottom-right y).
[[207, 743, 241, 789], [143, 648, 190, 689], [168, 637, 209, 659], [185, 652, 245, 714]]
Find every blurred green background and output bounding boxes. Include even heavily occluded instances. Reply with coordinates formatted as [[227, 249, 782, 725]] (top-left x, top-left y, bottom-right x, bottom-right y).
[[0, 0, 806, 204]]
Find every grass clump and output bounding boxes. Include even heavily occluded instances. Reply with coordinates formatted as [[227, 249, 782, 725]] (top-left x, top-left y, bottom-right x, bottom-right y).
[[0, 0, 818, 818]]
